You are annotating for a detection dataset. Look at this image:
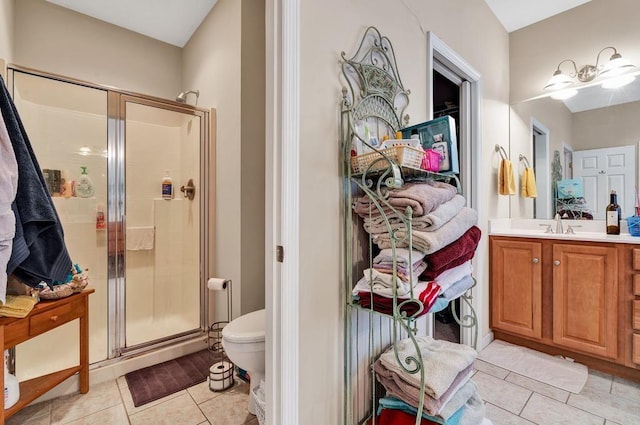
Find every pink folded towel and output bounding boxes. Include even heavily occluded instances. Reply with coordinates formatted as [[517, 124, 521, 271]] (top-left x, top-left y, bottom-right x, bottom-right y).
[[354, 181, 457, 217]]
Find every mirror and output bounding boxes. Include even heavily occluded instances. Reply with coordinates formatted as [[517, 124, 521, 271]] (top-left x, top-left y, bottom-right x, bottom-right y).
[[508, 0, 640, 220]]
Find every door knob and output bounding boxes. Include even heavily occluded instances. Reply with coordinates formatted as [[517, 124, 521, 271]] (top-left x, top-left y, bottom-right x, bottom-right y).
[[180, 179, 196, 200], [532, 258, 539, 264], [553, 260, 560, 266]]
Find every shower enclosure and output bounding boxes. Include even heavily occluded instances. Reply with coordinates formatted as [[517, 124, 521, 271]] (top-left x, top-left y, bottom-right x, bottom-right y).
[[7, 67, 211, 380]]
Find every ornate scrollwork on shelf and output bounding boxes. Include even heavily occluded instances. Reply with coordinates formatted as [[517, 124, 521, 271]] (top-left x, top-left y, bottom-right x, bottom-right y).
[[341, 26, 410, 132]]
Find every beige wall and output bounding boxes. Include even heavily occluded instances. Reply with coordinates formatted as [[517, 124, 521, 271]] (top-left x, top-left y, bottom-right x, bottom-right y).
[[240, 0, 266, 314], [510, 0, 640, 103], [298, 0, 509, 422], [13, 0, 182, 100], [510, 98, 574, 218], [182, 0, 247, 319], [0, 0, 14, 78], [573, 101, 640, 151]]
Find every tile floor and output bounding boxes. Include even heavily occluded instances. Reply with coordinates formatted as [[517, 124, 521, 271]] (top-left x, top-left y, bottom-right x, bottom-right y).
[[6, 355, 640, 425], [6, 376, 258, 425], [473, 358, 640, 425]]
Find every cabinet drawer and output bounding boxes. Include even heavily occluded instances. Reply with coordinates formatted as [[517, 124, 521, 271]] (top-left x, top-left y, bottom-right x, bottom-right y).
[[635, 300, 640, 331], [635, 275, 640, 296], [634, 249, 640, 270], [634, 334, 640, 365], [29, 299, 83, 337], [3, 319, 29, 348]]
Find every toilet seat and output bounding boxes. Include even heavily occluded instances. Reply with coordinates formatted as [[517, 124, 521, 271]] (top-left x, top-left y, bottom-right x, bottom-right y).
[[222, 309, 265, 343]]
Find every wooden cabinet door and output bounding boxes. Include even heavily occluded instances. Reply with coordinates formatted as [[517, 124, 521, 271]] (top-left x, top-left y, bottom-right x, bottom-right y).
[[552, 244, 618, 359], [490, 238, 542, 339]]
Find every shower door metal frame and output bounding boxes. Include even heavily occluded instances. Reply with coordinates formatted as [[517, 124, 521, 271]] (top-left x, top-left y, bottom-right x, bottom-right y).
[[113, 94, 210, 357], [7, 64, 211, 362]]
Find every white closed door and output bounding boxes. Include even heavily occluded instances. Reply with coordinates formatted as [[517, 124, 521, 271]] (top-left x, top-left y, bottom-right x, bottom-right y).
[[572, 145, 636, 219]]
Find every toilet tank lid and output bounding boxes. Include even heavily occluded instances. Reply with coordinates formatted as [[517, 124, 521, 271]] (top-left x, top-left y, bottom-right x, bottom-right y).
[[222, 309, 265, 343]]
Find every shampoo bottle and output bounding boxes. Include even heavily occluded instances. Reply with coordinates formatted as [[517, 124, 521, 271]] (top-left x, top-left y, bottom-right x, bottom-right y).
[[162, 170, 173, 200], [76, 166, 95, 198]]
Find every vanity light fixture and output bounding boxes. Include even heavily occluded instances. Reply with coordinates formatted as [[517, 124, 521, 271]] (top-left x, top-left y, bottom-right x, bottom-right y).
[[544, 46, 636, 91]]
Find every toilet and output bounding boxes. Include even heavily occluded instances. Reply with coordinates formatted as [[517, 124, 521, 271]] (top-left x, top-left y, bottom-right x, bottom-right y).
[[221, 308, 265, 415]]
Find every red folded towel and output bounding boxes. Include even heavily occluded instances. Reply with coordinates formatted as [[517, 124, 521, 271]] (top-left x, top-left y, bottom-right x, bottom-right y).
[[421, 226, 481, 280], [357, 281, 440, 317], [378, 408, 439, 425]]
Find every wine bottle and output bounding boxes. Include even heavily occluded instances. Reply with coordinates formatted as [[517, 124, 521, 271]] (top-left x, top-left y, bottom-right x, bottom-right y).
[[606, 190, 621, 235]]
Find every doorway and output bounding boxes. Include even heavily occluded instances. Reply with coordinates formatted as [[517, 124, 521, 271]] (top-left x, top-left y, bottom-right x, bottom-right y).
[[428, 32, 483, 349], [532, 120, 550, 219]]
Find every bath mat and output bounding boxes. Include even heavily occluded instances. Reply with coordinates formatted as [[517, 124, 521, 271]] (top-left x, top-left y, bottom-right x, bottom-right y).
[[125, 349, 224, 406], [478, 339, 588, 393]]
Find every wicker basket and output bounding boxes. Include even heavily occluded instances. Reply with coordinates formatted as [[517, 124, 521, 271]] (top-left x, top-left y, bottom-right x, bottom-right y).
[[627, 216, 640, 236], [252, 384, 266, 425], [351, 145, 424, 174]]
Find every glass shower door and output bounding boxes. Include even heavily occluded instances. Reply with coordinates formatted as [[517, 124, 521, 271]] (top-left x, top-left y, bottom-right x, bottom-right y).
[[122, 99, 204, 348], [10, 70, 109, 379]]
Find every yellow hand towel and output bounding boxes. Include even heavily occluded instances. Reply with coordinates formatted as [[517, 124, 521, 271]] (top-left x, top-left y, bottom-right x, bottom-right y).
[[499, 159, 516, 195], [0, 295, 38, 318], [521, 167, 538, 198]]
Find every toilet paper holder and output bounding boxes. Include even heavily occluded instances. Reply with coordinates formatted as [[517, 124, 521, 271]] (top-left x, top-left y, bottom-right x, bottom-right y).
[[206, 278, 232, 354]]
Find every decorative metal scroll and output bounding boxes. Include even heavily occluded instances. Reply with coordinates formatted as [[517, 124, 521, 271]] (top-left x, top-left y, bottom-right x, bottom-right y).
[[341, 26, 410, 134]]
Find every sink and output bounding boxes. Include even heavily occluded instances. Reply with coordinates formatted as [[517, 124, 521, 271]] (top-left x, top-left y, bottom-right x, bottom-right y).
[[488, 218, 640, 244]]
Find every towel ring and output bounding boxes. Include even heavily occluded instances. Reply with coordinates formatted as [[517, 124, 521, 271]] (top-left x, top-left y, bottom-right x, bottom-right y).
[[495, 144, 508, 161], [519, 154, 531, 168]]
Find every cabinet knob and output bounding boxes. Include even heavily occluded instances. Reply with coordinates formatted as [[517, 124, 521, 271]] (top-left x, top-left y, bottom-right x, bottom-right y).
[[50, 315, 58, 322], [553, 260, 560, 266], [532, 258, 540, 264]]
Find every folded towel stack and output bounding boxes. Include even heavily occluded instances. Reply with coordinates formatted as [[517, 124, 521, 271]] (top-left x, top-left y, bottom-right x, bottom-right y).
[[0, 295, 38, 318], [374, 336, 487, 425], [352, 180, 481, 316]]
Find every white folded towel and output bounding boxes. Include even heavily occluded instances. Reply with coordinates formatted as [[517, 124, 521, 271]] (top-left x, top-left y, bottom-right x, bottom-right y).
[[126, 226, 155, 251], [352, 278, 431, 299], [436, 261, 473, 294], [359, 268, 410, 297], [379, 335, 477, 399]]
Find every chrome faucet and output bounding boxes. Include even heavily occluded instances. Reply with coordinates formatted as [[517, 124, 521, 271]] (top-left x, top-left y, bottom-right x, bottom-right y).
[[554, 213, 563, 235]]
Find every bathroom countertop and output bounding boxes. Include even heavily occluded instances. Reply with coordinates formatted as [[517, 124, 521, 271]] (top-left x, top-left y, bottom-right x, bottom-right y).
[[489, 218, 640, 244]]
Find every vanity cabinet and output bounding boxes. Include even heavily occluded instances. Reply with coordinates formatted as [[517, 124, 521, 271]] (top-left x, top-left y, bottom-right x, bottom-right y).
[[490, 236, 640, 380], [490, 239, 542, 339], [551, 244, 618, 359]]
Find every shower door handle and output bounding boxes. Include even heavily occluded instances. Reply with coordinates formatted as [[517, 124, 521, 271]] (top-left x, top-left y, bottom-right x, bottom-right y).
[[180, 179, 196, 200]]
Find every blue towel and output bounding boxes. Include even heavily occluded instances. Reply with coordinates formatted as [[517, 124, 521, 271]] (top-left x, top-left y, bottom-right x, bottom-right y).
[[0, 75, 72, 287], [377, 396, 463, 425]]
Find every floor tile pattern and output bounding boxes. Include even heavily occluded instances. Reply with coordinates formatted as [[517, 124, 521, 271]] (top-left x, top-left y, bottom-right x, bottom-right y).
[[5, 357, 640, 424]]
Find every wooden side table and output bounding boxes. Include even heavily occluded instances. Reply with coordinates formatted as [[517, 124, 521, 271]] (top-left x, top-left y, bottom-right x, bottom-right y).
[[0, 288, 94, 424]]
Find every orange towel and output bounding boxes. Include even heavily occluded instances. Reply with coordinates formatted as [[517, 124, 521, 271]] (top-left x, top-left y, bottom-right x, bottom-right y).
[[521, 167, 538, 198], [499, 159, 516, 195]]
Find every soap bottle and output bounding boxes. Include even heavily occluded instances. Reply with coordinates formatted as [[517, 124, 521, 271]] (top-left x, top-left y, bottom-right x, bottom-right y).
[[606, 190, 621, 235], [96, 204, 106, 230], [76, 166, 95, 198], [4, 350, 19, 409], [162, 170, 174, 200]]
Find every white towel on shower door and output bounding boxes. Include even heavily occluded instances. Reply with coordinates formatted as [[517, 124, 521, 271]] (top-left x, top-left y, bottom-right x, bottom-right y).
[[126, 226, 155, 251]]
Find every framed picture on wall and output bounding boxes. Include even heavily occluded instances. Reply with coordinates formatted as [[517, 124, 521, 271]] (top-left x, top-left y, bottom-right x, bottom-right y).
[[401, 115, 459, 174]]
